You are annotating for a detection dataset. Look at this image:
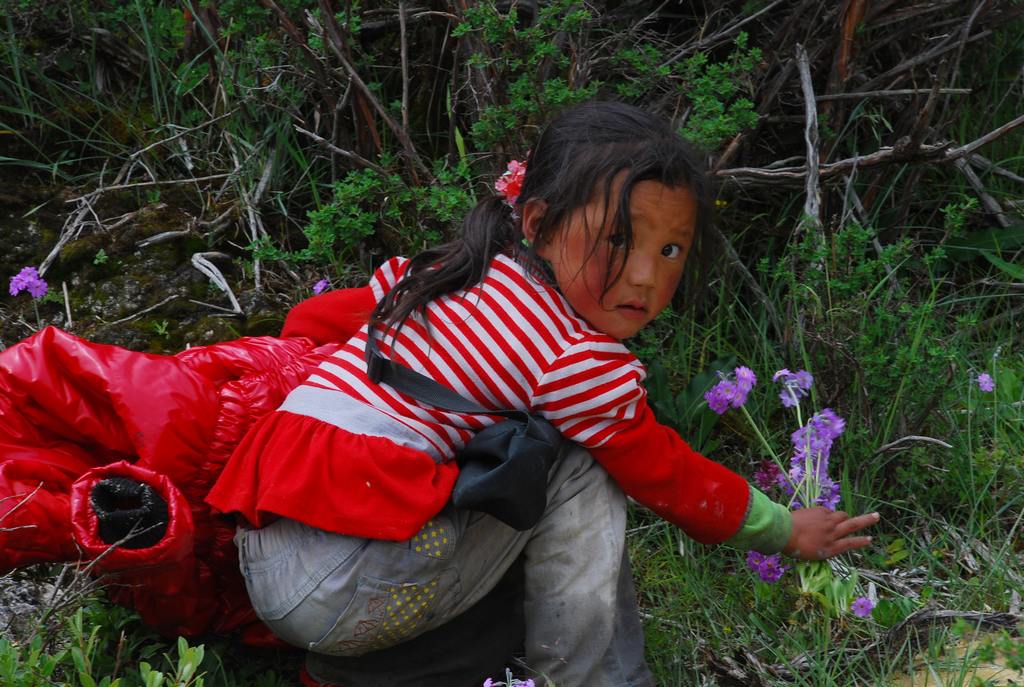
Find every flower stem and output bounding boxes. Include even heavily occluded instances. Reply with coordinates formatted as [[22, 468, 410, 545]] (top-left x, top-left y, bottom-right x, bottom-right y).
[[739, 405, 782, 467]]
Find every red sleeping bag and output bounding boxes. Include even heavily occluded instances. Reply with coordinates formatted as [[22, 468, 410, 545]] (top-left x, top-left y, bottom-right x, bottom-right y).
[[0, 286, 375, 643]]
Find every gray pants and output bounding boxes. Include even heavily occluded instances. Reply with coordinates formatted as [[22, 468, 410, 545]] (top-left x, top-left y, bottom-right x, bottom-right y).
[[235, 445, 654, 687]]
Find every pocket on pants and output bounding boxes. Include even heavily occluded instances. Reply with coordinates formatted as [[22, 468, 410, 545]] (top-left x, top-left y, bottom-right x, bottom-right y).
[[236, 519, 366, 622], [308, 566, 461, 656]]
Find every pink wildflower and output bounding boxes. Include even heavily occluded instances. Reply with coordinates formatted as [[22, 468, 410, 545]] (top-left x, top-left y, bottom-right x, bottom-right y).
[[495, 159, 526, 206]]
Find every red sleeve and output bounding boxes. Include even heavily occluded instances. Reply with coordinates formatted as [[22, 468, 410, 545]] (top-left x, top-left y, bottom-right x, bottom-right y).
[[281, 286, 377, 345], [532, 336, 751, 544], [589, 403, 751, 545]]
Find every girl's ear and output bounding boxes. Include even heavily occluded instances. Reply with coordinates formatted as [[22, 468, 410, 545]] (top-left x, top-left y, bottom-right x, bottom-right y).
[[521, 198, 548, 245]]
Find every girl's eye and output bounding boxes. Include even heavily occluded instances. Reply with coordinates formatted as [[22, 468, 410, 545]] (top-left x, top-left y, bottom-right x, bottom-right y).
[[608, 233, 626, 249], [662, 244, 683, 259]]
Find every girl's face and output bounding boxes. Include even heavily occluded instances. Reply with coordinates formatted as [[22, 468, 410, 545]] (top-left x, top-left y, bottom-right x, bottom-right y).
[[525, 180, 697, 341]]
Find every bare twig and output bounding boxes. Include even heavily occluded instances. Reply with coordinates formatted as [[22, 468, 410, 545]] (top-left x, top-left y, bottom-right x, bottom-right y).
[[103, 295, 178, 326], [128, 109, 239, 161], [947, 0, 988, 89], [197, 205, 237, 231], [40, 204, 93, 276], [257, 0, 337, 110], [311, 1, 430, 181], [294, 126, 389, 176], [36, 519, 170, 638], [873, 435, 953, 456], [906, 61, 948, 152], [953, 158, 1011, 228], [861, 608, 1022, 659], [715, 112, 1024, 183], [0, 484, 43, 530], [65, 173, 234, 204], [969, 154, 1024, 185], [795, 44, 821, 233], [136, 230, 192, 249], [244, 155, 275, 290], [188, 299, 243, 314], [856, 27, 993, 93], [191, 252, 243, 314], [399, 1, 410, 133], [946, 112, 1024, 161], [711, 225, 786, 342], [659, 0, 785, 67], [39, 157, 133, 276], [815, 88, 971, 101], [61, 281, 72, 328]]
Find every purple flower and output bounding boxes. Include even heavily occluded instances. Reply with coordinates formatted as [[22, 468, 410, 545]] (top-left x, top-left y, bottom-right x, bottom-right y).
[[746, 550, 789, 583], [816, 476, 842, 510], [9, 266, 48, 299], [735, 366, 757, 392], [773, 368, 813, 408], [483, 680, 494, 687], [312, 278, 330, 295], [791, 408, 845, 459], [753, 460, 783, 492], [782, 408, 846, 510], [977, 372, 995, 393], [705, 366, 757, 414], [851, 596, 875, 618], [705, 380, 737, 414]]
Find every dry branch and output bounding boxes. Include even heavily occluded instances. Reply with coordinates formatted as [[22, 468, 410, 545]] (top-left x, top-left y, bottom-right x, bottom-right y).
[[814, 88, 971, 102], [311, 0, 430, 182], [714, 112, 1024, 185], [954, 158, 1012, 228], [258, 0, 337, 110], [295, 126, 390, 176], [795, 43, 821, 233]]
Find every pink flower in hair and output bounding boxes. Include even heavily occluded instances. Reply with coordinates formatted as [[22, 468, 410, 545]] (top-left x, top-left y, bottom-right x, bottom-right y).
[[495, 159, 526, 206]]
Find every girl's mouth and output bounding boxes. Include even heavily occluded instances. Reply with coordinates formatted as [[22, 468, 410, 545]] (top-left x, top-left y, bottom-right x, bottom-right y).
[[616, 303, 648, 319]]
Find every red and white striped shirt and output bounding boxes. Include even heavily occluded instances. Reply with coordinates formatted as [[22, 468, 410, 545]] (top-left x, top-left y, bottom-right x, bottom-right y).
[[281, 253, 647, 462], [209, 253, 751, 543]]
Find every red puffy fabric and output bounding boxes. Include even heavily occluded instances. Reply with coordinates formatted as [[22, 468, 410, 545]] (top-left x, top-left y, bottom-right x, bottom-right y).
[[0, 459, 78, 569], [0, 326, 218, 574], [0, 325, 340, 641], [281, 285, 376, 346], [69, 461, 209, 636]]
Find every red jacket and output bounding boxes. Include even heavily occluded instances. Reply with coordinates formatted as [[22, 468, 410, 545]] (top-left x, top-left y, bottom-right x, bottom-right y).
[[0, 286, 373, 641]]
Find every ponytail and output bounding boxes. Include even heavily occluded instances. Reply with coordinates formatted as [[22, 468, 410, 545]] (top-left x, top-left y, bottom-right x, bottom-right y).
[[371, 196, 520, 335]]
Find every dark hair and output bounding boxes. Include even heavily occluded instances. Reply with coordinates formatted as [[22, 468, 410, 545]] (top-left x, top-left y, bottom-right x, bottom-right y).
[[372, 100, 715, 337]]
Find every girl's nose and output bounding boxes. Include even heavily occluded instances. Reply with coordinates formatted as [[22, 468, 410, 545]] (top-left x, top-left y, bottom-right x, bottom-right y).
[[625, 252, 657, 287]]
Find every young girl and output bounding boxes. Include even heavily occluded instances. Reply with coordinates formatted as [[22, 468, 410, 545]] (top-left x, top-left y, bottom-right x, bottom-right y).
[[206, 101, 878, 687]]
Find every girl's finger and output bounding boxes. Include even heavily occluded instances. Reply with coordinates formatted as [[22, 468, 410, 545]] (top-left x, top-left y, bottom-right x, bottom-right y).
[[831, 535, 873, 555], [835, 512, 880, 537]]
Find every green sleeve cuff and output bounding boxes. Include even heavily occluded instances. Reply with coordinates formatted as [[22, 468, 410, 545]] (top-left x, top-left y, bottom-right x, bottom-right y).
[[724, 485, 792, 554]]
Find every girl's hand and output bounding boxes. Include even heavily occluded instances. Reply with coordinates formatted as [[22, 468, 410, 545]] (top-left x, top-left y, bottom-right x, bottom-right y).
[[782, 508, 879, 560]]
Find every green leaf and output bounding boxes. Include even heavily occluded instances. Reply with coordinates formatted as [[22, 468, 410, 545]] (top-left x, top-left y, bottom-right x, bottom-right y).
[[872, 598, 915, 629], [981, 250, 1024, 280], [945, 224, 1024, 262]]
